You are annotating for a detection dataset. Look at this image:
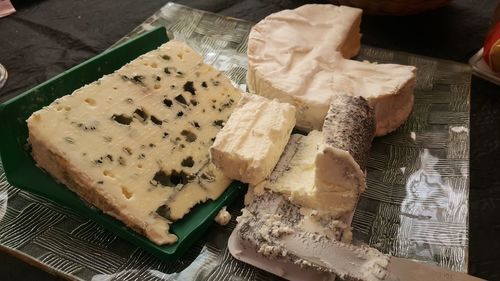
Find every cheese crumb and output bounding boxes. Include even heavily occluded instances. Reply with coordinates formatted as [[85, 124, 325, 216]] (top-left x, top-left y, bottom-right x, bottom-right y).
[[214, 206, 231, 225], [410, 132, 416, 140]]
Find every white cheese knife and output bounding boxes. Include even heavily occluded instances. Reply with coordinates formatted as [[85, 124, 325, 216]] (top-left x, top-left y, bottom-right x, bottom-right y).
[[280, 232, 484, 281]]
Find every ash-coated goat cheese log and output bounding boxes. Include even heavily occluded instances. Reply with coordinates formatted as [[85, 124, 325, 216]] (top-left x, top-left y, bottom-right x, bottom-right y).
[[27, 41, 242, 245], [236, 133, 389, 281], [254, 96, 376, 217], [234, 97, 384, 281], [314, 95, 376, 216]]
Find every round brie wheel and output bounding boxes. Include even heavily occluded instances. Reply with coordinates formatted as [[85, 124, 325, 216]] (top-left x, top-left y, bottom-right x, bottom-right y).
[[247, 4, 416, 136]]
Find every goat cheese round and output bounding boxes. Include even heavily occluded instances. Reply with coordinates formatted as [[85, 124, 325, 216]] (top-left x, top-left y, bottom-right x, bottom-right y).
[[247, 4, 416, 136]]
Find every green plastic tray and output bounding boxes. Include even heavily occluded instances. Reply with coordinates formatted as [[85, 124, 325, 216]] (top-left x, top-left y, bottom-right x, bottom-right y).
[[0, 26, 246, 260]]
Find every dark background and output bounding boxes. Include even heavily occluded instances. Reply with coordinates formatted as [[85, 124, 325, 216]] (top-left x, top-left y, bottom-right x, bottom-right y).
[[0, 0, 499, 280]]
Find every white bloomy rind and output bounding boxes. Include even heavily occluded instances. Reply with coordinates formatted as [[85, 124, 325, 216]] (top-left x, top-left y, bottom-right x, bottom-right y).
[[247, 4, 416, 136], [210, 93, 296, 185]]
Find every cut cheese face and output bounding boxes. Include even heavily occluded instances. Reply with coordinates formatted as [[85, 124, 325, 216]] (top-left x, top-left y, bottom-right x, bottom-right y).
[[313, 146, 365, 216], [210, 93, 296, 185], [27, 41, 242, 245], [258, 131, 322, 208], [247, 4, 416, 136]]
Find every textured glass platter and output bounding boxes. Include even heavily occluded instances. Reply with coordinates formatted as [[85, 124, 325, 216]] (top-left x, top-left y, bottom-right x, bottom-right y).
[[0, 2, 470, 280]]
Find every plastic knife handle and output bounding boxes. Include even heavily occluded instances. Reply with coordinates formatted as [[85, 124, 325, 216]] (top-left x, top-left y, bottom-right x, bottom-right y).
[[387, 257, 485, 281]]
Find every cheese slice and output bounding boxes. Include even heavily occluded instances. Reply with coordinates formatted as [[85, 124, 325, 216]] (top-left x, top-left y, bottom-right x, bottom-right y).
[[247, 4, 416, 136], [210, 93, 296, 185], [27, 41, 242, 245]]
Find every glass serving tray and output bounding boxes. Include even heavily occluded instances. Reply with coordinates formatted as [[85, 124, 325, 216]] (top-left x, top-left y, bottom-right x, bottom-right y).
[[0, 3, 470, 280]]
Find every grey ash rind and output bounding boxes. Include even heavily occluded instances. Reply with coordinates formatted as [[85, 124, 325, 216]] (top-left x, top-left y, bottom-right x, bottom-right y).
[[239, 192, 302, 241], [267, 134, 303, 183], [236, 191, 389, 281], [323, 96, 376, 171], [237, 192, 333, 273], [236, 134, 343, 276]]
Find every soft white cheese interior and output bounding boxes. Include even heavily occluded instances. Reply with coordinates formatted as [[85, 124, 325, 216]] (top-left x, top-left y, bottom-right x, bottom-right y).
[[259, 131, 321, 201], [313, 145, 365, 216], [210, 93, 296, 185], [27, 41, 241, 245], [254, 131, 357, 217], [247, 4, 416, 136]]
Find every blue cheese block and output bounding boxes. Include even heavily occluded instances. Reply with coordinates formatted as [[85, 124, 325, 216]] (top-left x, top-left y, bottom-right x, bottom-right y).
[[27, 41, 242, 245]]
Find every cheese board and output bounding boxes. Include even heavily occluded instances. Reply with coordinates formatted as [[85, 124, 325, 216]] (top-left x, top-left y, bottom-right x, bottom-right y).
[[0, 3, 470, 281]]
